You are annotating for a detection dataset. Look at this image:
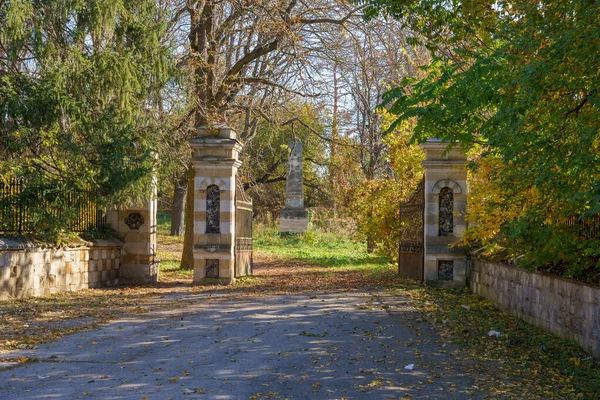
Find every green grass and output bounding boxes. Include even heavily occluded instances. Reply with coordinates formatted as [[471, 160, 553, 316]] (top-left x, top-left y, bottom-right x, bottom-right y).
[[156, 253, 188, 277], [254, 221, 388, 270], [157, 210, 173, 236], [156, 211, 190, 279]]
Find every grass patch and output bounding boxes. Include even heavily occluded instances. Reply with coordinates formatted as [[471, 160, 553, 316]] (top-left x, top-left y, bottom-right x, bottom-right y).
[[156, 211, 190, 281], [157, 210, 173, 236], [254, 222, 388, 270]]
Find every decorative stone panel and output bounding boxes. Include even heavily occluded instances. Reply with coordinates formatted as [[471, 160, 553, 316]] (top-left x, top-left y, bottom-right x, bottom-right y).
[[437, 260, 454, 280], [124, 213, 145, 230], [206, 259, 219, 278], [206, 185, 221, 234], [438, 187, 454, 236]]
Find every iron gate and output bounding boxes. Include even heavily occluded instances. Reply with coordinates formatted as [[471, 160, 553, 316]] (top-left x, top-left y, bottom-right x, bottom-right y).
[[398, 179, 424, 280], [235, 178, 253, 277]]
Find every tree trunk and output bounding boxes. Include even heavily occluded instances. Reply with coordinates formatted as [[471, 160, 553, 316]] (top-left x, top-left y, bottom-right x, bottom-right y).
[[366, 205, 375, 253], [170, 173, 187, 236], [330, 63, 339, 215], [180, 165, 196, 270], [367, 237, 376, 254]]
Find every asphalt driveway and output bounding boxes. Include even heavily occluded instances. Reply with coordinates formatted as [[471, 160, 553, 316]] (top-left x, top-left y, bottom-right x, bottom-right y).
[[0, 291, 483, 399]]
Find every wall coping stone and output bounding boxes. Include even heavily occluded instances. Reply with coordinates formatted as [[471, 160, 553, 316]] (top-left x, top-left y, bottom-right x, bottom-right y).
[[473, 259, 600, 290], [0, 236, 123, 251], [471, 259, 600, 356]]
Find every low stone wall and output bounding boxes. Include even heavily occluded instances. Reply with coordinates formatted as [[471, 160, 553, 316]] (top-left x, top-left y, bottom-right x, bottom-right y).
[[0, 237, 122, 300], [471, 260, 600, 356]]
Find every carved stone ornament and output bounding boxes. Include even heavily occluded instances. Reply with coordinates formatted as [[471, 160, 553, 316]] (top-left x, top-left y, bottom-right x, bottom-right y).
[[124, 212, 145, 230], [438, 260, 454, 281], [206, 185, 221, 234], [206, 259, 219, 278], [439, 187, 454, 236]]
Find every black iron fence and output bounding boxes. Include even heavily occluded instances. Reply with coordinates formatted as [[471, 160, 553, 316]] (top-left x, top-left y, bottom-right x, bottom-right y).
[[0, 178, 106, 234], [565, 214, 600, 239]]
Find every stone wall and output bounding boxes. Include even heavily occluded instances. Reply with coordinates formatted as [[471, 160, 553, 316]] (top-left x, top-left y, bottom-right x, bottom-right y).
[[471, 260, 600, 356], [0, 237, 122, 300]]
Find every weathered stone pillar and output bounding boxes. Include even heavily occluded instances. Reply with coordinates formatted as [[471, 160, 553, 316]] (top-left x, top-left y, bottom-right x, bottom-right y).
[[106, 179, 160, 284], [280, 139, 308, 233], [189, 125, 242, 285], [421, 139, 468, 288]]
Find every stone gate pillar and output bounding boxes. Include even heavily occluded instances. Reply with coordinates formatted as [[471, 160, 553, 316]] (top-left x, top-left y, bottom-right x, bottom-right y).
[[105, 178, 160, 284], [421, 139, 468, 288], [189, 125, 242, 285]]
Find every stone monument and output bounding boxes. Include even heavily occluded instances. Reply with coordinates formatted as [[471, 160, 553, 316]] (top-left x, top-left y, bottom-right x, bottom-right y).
[[280, 139, 308, 233]]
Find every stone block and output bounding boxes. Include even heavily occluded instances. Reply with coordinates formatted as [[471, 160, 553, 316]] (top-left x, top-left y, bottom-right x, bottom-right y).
[[33, 275, 41, 290], [206, 234, 223, 245], [88, 271, 99, 283], [15, 277, 25, 296], [119, 263, 159, 284], [193, 221, 207, 235], [0, 265, 10, 282], [219, 259, 235, 278], [122, 242, 149, 256], [108, 269, 117, 282], [280, 210, 309, 233], [31, 252, 44, 266]]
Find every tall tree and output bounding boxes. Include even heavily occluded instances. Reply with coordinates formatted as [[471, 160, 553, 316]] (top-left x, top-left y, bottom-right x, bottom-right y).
[[178, 0, 361, 269], [0, 0, 173, 237], [360, 0, 600, 277], [308, 14, 428, 252]]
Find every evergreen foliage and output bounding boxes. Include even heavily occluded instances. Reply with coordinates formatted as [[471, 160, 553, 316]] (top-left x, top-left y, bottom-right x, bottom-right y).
[[0, 0, 174, 239]]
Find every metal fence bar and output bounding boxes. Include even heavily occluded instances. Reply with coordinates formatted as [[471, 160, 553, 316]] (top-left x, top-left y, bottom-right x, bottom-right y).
[[565, 215, 600, 239], [0, 178, 105, 234]]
